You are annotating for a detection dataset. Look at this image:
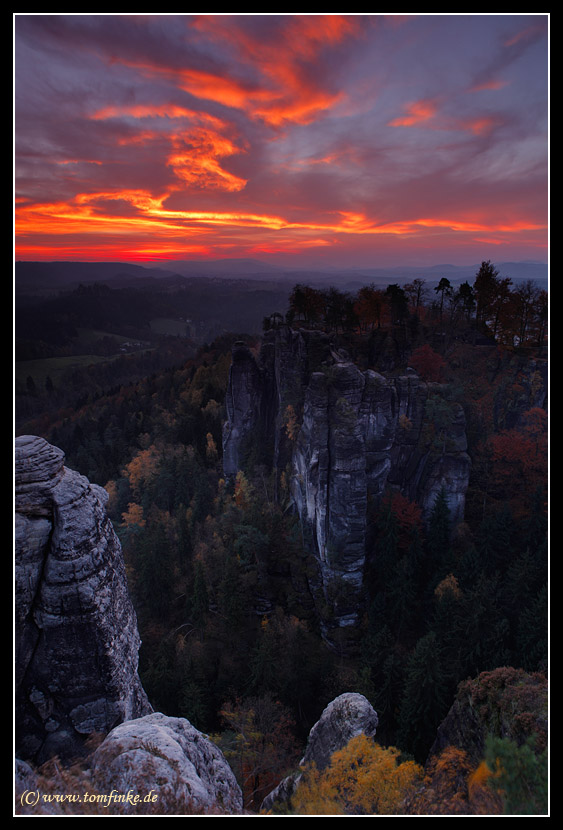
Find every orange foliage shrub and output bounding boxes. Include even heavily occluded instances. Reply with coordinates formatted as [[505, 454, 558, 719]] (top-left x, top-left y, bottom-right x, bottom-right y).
[[292, 735, 423, 815], [406, 746, 502, 815]]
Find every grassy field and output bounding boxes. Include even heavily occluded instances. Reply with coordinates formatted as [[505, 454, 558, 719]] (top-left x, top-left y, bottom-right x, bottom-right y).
[[73, 328, 138, 346], [15, 328, 154, 389], [16, 354, 114, 388]]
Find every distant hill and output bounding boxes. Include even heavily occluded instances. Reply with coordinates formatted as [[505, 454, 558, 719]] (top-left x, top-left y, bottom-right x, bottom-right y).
[[15, 258, 548, 293], [14, 261, 177, 289], [150, 258, 285, 276], [336, 261, 548, 288]]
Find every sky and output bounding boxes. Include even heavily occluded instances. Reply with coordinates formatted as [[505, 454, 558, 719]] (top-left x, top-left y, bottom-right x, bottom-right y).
[[14, 13, 549, 269]]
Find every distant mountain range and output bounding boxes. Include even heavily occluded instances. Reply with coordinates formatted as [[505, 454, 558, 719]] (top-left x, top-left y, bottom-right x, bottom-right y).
[[15, 258, 548, 291]]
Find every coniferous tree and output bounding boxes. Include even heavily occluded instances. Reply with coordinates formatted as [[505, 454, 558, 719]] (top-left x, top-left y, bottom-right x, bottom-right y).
[[430, 574, 464, 700], [425, 487, 453, 590], [373, 648, 406, 745], [397, 631, 450, 762], [515, 585, 548, 672], [481, 735, 548, 815], [188, 558, 209, 628], [135, 520, 175, 619], [457, 281, 476, 322], [248, 617, 279, 696], [385, 284, 409, 326], [434, 277, 453, 325], [457, 543, 483, 591], [177, 673, 211, 730], [456, 574, 511, 677], [474, 260, 501, 330], [369, 497, 399, 596], [476, 505, 514, 575]]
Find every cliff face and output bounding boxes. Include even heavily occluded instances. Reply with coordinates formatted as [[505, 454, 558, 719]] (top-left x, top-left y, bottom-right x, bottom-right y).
[[222, 327, 471, 642], [15, 435, 151, 764]]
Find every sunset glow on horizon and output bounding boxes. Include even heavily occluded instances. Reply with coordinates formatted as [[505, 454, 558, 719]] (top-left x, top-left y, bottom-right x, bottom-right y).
[[14, 14, 549, 268]]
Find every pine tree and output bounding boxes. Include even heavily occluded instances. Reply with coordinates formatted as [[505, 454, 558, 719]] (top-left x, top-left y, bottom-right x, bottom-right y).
[[248, 617, 278, 695], [425, 487, 452, 589], [516, 585, 548, 672], [188, 558, 209, 627], [368, 498, 399, 596], [456, 574, 511, 677], [482, 735, 548, 815], [474, 260, 501, 331], [373, 649, 406, 745], [135, 520, 175, 619], [476, 505, 514, 575], [434, 277, 452, 325], [397, 631, 450, 762]]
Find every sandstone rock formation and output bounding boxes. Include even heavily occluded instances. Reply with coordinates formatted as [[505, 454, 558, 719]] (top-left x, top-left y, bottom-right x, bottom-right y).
[[401, 667, 548, 815], [261, 692, 378, 812], [91, 713, 243, 814], [15, 435, 151, 764], [427, 666, 548, 767], [222, 327, 471, 640], [15, 714, 244, 815]]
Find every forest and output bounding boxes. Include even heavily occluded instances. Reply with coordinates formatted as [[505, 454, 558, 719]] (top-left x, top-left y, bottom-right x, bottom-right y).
[[15, 260, 548, 814]]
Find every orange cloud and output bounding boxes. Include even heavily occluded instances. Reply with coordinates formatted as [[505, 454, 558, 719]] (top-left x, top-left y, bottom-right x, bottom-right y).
[[388, 98, 439, 127], [15, 175, 547, 268], [166, 127, 247, 192], [16, 190, 547, 246], [472, 236, 510, 245], [114, 16, 357, 128], [389, 99, 503, 136], [56, 159, 103, 166], [116, 129, 161, 146], [504, 23, 545, 48], [90, 103, 247, 191], [461, 116, 500, 136], [470, 79, 509, 92], [170, 62, 341, 128], [91, 103, 226, 129], [14, 240, 212, 262]]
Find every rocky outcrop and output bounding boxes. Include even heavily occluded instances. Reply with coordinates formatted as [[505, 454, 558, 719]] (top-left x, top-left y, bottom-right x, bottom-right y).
[[401, 667, 548, 815], [91, 713, 243, 814], [15, 435, 151, 764], [222, 326, 471, 641], [262, 692, 378, 813], [15, 714, 244, 815], [427, 667, 548, 767]]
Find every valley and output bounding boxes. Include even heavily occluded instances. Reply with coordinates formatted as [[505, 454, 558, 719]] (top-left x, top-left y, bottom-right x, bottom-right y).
[[14, 259, 548, 815]]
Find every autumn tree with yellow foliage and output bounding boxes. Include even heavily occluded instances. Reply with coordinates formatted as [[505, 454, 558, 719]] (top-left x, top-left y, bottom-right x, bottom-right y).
[[291, 734, 423, 815]]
